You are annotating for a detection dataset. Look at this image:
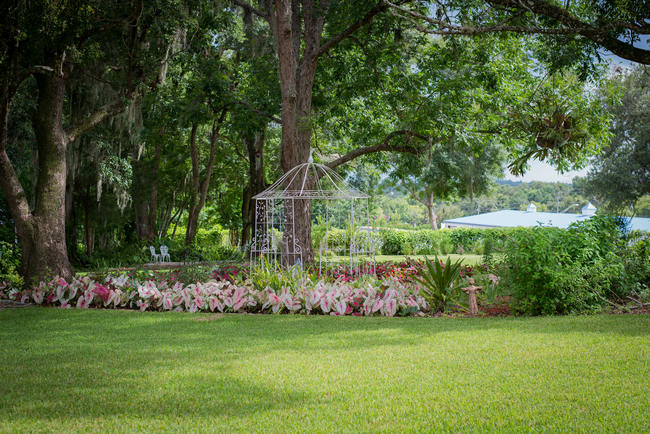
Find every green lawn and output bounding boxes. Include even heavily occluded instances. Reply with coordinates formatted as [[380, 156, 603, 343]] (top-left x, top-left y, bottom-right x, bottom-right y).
[[1, 309, 648, 432]]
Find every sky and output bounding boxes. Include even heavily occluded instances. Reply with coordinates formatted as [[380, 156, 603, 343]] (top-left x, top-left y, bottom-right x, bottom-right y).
[[503, 160, 589, 183]]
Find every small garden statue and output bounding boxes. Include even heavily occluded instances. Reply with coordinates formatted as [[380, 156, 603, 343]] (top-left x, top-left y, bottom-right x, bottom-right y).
[[462, 278, 482, 316]]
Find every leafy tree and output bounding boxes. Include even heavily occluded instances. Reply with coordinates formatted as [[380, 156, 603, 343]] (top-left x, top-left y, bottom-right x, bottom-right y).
[[584, 65, 650, 214], [391, 140, 504, 229], [3, 0, 633, 276], [320, 28, 604, 229], [386, 0, 650, 66], [231, 0, 617, 264], [0, 0, 198, 281], [504, 71, 613, 176]]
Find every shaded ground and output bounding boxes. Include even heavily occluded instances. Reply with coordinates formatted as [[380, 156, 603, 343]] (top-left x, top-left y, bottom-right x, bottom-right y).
[[1, 309, 648, 432]]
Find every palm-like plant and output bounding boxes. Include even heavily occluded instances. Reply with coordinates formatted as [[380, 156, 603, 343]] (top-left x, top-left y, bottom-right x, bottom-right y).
[[414, 256, 464, 313]]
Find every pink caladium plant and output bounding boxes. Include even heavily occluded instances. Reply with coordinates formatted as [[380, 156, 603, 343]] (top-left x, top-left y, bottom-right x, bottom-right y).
[[319, 296, 332, 314], [137, 300, 150, 312], [32, 289, 44, 305], [93, 285, 111, 302], [382, 298, 397, 317], [331, 300, 347, 316], [194, 295, 205, 310], [209, 296, 224, 313], [232, 287, 248, 312], [8, 272, 433, 317], [76, 295, 90, 309]]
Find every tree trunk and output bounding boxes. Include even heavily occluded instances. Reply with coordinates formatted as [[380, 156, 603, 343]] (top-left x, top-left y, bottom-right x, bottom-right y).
[[133, 176, 153, 241], [185, 123, 200, 245], [241, 130, 266, 248], [426, 193, 438, 230], [273, 0, 325, 265], [426, 203, 439, 230], [147, 141, 162, 237], [185, 111, 226, 246], [83, 183, 94, 256], [259, 0, 386, 265], [24, 71, 73, 281], [133, 140, 161, 242], [65, 176, 79, 262]]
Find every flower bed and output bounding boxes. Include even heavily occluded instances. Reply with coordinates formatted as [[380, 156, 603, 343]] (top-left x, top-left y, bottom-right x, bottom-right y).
[[0, 275, 429, 317], [205, 261, 487, 284]]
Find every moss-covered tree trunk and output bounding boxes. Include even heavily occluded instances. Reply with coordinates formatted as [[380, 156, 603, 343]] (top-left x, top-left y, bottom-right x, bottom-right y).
[[133, 140, 162, 242], [0, 51, 129, 284], [21, 70, 73, 281]]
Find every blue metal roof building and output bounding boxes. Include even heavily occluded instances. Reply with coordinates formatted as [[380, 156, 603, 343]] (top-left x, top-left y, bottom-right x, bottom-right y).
[[442, 203, 650, 232]]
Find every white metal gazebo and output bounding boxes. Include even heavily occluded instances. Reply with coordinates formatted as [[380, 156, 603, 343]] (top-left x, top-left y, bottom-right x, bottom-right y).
[[250, 153, 376, 274]]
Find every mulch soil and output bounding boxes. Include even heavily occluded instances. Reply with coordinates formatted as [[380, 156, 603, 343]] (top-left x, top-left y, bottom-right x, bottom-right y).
[[478, 303, 512, 317]]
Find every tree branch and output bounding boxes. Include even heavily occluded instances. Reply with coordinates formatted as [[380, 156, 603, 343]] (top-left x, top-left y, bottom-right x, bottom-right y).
[[315, 2, 387, 60], [199, 109, 227, 207], [221, 134, 250, 162], [326, 130, 434, 169], [65, 96, 133, 143], [189, 123, 200, 194], [234, 100, 282, 123], [486, 0, 650, 64], [386, 1, 584, 35], [0, 149, 31, 225], [0, 51, 33, 229], [232, 0, 268, 19], [404, 181, 428, 207], [385, 0, 650, 64]]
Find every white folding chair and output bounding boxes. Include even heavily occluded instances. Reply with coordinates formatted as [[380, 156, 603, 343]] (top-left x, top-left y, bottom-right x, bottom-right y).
[[160, 245, 171, 262], [149, 246, 160, 263]]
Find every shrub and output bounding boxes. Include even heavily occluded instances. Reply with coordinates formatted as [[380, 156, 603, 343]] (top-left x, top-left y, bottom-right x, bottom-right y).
[[380, 230, 407, 255], [619, 231, 650, 296], [410, 230, 440, 255], [482, 237, 494, 264], [439, 237, 454, 255], [0, 242, 23, 289], [449, 228, 483, 252], [413, 256, 464, 312], [499, 217, 631, 315]]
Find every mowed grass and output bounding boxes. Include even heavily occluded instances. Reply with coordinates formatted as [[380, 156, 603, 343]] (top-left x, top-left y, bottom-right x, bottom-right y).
[[1, 309, 648, 432]]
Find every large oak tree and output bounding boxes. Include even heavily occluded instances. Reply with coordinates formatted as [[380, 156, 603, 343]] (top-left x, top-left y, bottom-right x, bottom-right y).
[[0, 0, 196, 282]]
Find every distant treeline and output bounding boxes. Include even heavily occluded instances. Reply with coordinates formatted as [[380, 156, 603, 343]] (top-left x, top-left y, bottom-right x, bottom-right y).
[[371, 180, 650, 230]]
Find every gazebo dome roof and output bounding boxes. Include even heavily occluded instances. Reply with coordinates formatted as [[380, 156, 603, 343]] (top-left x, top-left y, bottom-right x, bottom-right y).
[[253, 161, 369, 200]]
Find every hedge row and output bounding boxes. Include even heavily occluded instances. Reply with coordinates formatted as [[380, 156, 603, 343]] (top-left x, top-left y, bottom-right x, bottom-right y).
[[313, 227, 519, 256]]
